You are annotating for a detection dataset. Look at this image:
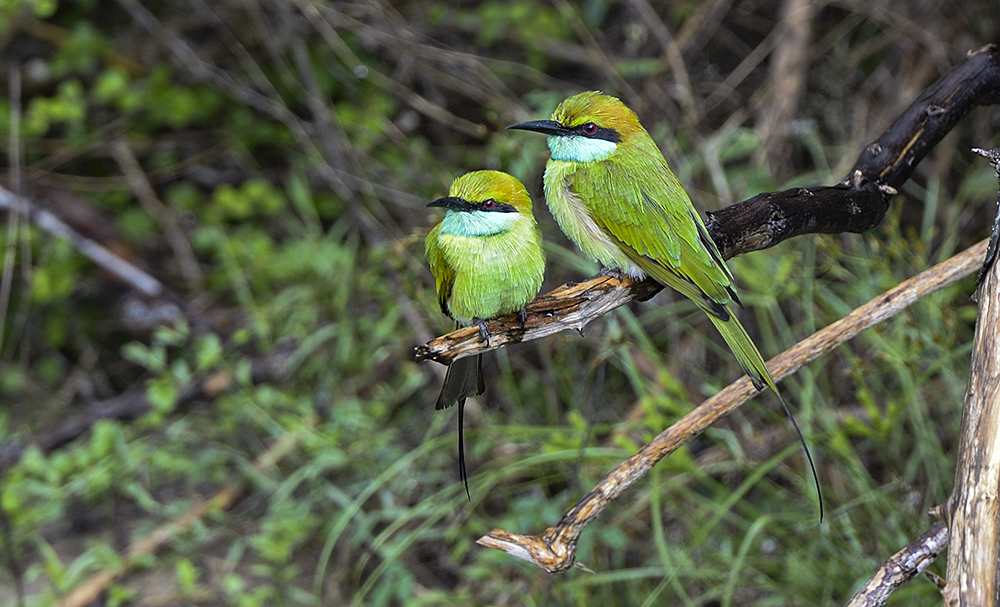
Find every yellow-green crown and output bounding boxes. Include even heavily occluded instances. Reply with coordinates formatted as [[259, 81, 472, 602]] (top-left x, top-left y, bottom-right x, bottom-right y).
[[551, 91, 643, 137], [449, 170, 533, 215]]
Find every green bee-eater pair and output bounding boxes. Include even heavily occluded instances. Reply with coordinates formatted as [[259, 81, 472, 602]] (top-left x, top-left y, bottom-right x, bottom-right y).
[[426, 92, 818, 508]]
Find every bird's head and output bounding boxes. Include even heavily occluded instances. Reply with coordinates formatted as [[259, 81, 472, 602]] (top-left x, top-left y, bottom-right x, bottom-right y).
[[427, 171, 534, 236], [507, 91, 643, 162]]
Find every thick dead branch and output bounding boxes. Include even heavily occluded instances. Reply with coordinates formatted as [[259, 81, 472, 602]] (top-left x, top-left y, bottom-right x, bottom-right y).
[[943, 148, 1000, 606], [477, 239, 987, 572], [844, 522, 948, 607], [418, 44, 1000, 364], [710, 44, 1000, 258]]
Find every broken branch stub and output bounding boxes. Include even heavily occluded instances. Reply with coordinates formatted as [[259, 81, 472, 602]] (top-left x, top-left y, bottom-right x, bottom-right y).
[[414, 274, 661, 366]]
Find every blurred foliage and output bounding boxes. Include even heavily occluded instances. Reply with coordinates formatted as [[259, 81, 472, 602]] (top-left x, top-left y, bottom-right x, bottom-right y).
[[0, 0, 997, 605]]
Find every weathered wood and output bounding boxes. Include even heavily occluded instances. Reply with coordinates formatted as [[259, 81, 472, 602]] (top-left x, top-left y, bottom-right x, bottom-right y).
[[943, 149, 1000, 606], [476, 240, 987, 573], [844, 522, 948, 607], [704, 182, 890, 260], [417, 44, 1000, 366], [414, 274, 661, 365], [708, 43, 1000, 258]]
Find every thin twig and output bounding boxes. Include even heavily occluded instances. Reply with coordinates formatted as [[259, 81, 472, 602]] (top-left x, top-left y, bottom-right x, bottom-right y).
[[332, 5, 538, 111], [628, 0, 698, 126], [477, 239, 987, 572], [111, 137, 204, 292], [756, 0, 812, 180], [1, 68, 22, 356], [292, 0, 488, 139], [2, 62, 26, 607], [0, 185, 163, 297], [551, 0, 640, 111], [845, 522, 948, 607]]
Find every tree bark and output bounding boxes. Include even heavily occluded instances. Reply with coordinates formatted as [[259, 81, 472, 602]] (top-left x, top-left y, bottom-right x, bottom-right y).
[[418, 44, 1000, 365], [943, 149, 1000, 606]]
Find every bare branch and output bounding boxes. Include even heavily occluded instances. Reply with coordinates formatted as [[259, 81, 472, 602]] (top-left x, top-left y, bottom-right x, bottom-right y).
[[943, 148, 1000, 605], [477, 239, 987, 572], [417, 45, 1000, 365], [0, 185, 164, 298], [711, 44, 1000, 258], [844, 522, 948, 607], [415, 274, 661, 365]]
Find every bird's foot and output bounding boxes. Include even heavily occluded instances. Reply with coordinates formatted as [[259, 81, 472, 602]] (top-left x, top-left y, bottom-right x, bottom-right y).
[[473, 317, 491, 345], [598, 267, 625, 281], [517, 305, 528, 328]]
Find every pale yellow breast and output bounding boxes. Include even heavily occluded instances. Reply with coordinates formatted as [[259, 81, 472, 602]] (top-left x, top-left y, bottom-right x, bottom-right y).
[[542, 160, 645, 277]]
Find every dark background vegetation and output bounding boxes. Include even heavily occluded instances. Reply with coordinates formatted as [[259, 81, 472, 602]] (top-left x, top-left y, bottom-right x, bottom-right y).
[[0, 0, 998, 605]]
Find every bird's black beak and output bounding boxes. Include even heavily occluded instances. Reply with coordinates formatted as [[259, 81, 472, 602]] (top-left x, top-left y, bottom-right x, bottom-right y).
[[427, 196, 472, 211], [506, 119, 568, 136]]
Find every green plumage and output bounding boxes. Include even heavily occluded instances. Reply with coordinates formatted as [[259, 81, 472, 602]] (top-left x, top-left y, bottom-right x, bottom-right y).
[[426, 213, 543, 326], [539, 92, 772, 391], [509, 92, 819, 515], [426, 171, 544, 409], [425, 170, 545, 497]]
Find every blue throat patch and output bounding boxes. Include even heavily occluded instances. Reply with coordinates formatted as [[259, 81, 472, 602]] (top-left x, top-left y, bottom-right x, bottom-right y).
[[439, 210, 519, 237], [547, 135, 618, 162]]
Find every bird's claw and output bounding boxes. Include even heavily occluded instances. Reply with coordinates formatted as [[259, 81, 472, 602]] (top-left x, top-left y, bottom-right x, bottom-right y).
[[598, 267, 625, 280], [474, 317, 491, 345]]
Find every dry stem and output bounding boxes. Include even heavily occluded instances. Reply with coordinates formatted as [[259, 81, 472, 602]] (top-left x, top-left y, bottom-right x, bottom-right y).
[[0, 185, 164, 298], [110, 138, 204, 292], [844, 522, 948, 607], [942, 150, 1000, 605], [477, 239, 987, 572]]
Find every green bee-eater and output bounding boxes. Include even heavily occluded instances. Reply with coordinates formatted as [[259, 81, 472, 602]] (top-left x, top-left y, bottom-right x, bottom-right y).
[[508, 92, 820, 511], [426, 170, 545, 497]]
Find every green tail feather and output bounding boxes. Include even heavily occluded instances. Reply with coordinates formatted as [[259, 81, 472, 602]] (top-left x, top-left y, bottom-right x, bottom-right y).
[[707, 314, 824, 520], [436, 354, 484, 501], [706, 314, 773, 392]]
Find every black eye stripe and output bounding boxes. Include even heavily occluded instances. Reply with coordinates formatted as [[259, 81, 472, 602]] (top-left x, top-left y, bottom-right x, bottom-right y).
[[571, 122, 621, 143], [477, 200, 518, 213]]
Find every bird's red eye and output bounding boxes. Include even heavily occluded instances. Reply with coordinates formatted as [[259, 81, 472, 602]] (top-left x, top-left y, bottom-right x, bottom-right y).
[[482, 198, 496, 210], [583, 122, 598, 135]]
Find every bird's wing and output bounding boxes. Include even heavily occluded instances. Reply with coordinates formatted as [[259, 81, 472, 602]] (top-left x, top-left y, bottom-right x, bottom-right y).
[[425, 225, 456, 318], [572, 145, 738, 308]]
